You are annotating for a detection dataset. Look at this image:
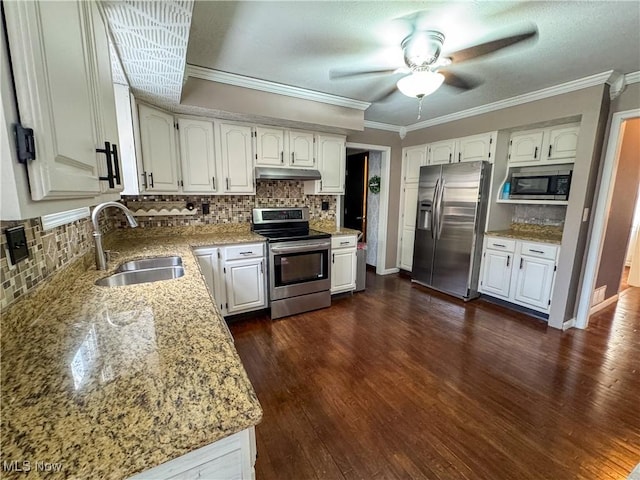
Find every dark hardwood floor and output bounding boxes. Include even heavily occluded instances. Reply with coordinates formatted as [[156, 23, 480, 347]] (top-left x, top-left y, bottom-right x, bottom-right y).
[[230, 272, 640, 480]]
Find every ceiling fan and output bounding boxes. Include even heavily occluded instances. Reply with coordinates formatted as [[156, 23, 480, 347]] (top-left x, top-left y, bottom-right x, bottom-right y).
[[331, 17, 538, 119]]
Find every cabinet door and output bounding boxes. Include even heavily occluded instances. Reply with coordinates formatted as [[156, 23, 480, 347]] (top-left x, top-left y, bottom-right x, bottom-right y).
[[4, 1, 101, 200], [195, 249, 228, 315], [457, 133, 493, 163], [546, 125, 579, 161], [480, 250, 513, 299], [398, 183, 419, 271], [89, 2, 123, 194], [138, 104, 179, 192], [508, 131, 544, 163], [289, 130, 315, 168], [225, 258, 266, 314], [513, 255, 556, 310], [219, 123, 255, 194], [178, 118, 217, 193], [255, 127, 285, 166], [316, 135, 346, 193], [403, 145, 427, 183], [331, 249, 356, 293], [399, 227, 416, 271], [428, 140, 455, 165]]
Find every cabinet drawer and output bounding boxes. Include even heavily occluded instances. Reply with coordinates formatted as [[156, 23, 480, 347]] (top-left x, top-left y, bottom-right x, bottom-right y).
[[224, 243, 264, 261], [519, 242, 558, 260], [331, 235, 357, 249], [486, 237, 516, 253]]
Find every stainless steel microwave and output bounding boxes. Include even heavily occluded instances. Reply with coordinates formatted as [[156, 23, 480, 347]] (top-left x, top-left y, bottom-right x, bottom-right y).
[[509, 170, 572, 200]]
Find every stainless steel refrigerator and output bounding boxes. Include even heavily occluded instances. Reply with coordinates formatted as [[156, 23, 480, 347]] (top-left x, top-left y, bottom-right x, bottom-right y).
[[412, 161, 491, 300]]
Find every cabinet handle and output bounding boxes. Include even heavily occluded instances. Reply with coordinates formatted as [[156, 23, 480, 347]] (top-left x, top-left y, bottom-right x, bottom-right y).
[[96, 141, 115, 188], [332, 253, 335, 264], [458, 152, 461, 162], [239, 251, 254, 255], [212, 177, 216, 189], [340, 241, 349, 245], [548, 145, 552, 157], [320, 180, 323, 190], [260, 260, 264, 274], [111, 144, 121, 185], [291, 152, 295, 164], [226, 177, 229, 190], [280, 151, 284, 164], [520, 258, 524, 269], [506, 255, 510, 267], [149, 172, 154, 188], [494, 243, 506, 248], [529, 249, 545, 254], [448, 153, 452, 162], [534, 146, 538, 159], [141, 171, 148, 189]]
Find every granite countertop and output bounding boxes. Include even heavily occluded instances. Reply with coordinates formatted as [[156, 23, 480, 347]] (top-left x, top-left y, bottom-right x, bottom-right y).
[[485, 224, 564, 245], [311, 220, 361, 237], [0, 227, 265, 479]]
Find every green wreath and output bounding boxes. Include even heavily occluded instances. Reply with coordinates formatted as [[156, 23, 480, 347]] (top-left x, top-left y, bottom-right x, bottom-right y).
[[368, 175, 381, 194]]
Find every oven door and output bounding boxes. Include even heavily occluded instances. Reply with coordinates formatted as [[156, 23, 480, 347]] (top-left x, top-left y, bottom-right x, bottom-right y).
[[269, 240, 331, 301]]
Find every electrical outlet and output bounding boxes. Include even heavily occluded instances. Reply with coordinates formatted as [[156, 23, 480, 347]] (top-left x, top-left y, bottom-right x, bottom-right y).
[[321, 201, 329, 211], [5, 226, 29, 265], [202, 203, 210, 215]]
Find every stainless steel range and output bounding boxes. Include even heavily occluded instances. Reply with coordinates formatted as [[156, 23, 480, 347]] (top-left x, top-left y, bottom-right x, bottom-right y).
[[252, 207, 331, 319]]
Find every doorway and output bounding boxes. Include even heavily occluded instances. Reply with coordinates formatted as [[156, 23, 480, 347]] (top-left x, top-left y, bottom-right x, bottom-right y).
[[344, 151, 368, 239]]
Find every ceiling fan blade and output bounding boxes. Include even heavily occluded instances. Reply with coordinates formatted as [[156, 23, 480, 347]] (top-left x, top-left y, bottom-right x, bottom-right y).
[[447, 25, 538, 64], [330, 67, 401, 80], [440, 70, 483, 91]]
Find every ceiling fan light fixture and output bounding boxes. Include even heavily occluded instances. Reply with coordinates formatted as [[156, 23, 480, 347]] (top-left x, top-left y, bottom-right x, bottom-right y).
[[396, 71, 445, 98]]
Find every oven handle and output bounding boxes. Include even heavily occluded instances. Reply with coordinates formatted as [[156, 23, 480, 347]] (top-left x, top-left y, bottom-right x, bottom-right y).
[[270, 241, 331, 253]]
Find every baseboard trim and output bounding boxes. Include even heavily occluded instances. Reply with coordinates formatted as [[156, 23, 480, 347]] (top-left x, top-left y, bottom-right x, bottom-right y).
[[562, 318, 576, 330], [378, 267, 400, 275], [589, 294, 619, 315]]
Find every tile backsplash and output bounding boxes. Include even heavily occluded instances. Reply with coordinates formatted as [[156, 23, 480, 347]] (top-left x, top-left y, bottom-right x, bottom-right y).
[[513, 205, 567, 227], [0, 214, 115, 312], [117, 180, 336, 228]]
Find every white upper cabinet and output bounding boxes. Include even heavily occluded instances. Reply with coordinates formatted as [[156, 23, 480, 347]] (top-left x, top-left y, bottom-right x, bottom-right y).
[[138, 104, 180, 192], [255, 127, 285, 167], [3, 1, 109, 200], [305, 134, 345, 194], [428, 140, 455, 165], [178, 118, 218, 193], [508, 123, 579, 165], [457, 133, 494, 163], [546, 125, 579, 161], [508, 130, 544, 164], [218, 122, 255, 194], [288, 130, 315, 168], [403, 145, 427, 183]]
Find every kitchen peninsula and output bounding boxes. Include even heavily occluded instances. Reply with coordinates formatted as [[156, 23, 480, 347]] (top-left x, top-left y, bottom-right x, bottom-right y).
[[0, 225, 264, 479]]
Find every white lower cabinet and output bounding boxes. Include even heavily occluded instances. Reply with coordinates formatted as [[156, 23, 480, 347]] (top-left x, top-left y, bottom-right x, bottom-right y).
[[128, 426, 256, 480], [331, 235, 357, 294], [194, 243, 266, 317], [479, 236, 559, 314]]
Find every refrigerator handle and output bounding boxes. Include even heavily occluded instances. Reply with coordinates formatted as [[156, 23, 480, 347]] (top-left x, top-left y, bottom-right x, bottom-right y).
[[436, 180, 446, 240], [431, 179, 440, 239]]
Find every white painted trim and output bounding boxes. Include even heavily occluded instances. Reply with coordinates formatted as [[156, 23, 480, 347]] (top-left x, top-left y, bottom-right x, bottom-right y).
[[41, 207, 91, 230], [562, 318, 576, 331], [589, 294, 619, 315], [345, 142, 391, 276], [575, 108, 640, 329], [405, 70, 615, 132], [378, 267, 400, 275], [186, 65, 371, 111], [626, 71, 640, 84], [363, 120, 402, 133]]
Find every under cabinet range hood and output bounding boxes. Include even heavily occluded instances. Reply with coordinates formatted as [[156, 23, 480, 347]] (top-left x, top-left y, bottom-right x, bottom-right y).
[[254, 167, 321, 181]]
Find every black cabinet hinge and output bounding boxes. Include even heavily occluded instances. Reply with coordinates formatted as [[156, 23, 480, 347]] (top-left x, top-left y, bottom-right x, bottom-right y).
[[14, 124, 36, 164]]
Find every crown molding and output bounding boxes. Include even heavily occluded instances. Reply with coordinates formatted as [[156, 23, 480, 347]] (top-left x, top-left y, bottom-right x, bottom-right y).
[[362, 120, 402, 132], [625, 71, 640, 84], [186, 65, 371, 111], [405, 70, 615, 132]]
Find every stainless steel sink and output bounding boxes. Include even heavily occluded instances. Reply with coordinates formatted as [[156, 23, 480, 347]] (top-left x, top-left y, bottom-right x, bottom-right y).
[[95, 256, 184, 287], [116, 256, 182, 272]]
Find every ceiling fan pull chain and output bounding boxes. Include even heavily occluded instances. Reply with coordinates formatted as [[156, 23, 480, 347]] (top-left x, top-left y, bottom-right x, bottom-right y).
[[417, 96, 424, 120]]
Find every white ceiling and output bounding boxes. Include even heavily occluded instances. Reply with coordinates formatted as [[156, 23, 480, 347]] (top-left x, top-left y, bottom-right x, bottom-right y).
[[106, 1, 640, 129]]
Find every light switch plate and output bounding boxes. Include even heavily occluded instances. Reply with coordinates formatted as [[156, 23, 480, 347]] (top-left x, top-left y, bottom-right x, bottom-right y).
[[5, 226, 29, 265]]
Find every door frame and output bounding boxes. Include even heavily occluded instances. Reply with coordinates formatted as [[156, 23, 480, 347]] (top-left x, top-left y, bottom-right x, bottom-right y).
[[575, 108, 640, 329], [343, 142, 393, 275]]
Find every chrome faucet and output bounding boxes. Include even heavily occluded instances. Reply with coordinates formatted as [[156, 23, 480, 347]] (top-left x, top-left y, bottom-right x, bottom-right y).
[[92, 201, 138, 270]]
